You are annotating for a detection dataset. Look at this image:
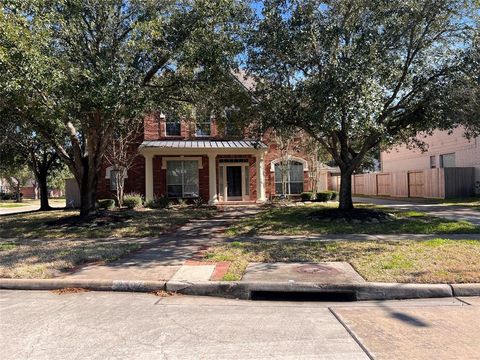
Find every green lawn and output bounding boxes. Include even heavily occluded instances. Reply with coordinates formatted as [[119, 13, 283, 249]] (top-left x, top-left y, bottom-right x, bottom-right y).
[[0, 198, 66, 208], [0, 206, 216, 278], [0, 202, 27, 208], [226, 203, 480, 236], [0, 207, 215, 239], [204, 238, 480, 284], [0, 239, 141, 278]]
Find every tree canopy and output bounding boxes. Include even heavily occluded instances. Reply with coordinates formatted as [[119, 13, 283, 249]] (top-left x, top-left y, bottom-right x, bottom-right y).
[[247, 0, 479, 209], [1, 0, 252, 215]]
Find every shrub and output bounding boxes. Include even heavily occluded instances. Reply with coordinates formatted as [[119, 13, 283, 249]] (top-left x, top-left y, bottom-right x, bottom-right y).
[[315, 191, 331, 202], [319, 191, 338, 201], [193, 197, 207, 207], [176, 198, 188, 207], [123, 193, 143, 209], [145, 196, 170, 209], [300, 192, 314, 201], [98, 199, 115, 209], [329, 191, 339, 201]]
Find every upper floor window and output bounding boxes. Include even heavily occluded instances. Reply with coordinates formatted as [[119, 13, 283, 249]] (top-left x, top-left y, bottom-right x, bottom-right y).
[[195, 117, 211, 137], [430, 155, 436, 169], [440, 153, 455, 168], [165, 113, 181, 136]]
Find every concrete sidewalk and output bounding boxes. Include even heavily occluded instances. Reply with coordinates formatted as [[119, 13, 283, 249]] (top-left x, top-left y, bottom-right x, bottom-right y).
[[354, 196, 480, 225]]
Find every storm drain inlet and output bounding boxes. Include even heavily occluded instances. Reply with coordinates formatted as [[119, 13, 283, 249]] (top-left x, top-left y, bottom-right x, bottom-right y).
[[249, 290, 357, 302]]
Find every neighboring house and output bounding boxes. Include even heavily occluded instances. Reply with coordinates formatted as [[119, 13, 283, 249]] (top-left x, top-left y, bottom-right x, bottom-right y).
[[96, 114, 336, 204], [0, 178, 37, 199], [0, 178, 64, 200], [380, 128, 480, 196]]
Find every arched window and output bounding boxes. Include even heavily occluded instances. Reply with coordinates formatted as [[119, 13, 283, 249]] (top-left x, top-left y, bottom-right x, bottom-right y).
[[274, 160, 304, 195]]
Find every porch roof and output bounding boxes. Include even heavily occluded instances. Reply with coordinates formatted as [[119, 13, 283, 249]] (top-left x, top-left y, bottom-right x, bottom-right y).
[[140, 140, 267, 149]]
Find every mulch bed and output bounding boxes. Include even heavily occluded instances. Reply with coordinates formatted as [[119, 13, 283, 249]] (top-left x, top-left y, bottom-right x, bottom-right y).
[[307, 208, 395, 224]]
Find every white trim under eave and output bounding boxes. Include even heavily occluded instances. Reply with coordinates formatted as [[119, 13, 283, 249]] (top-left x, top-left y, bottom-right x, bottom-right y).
[[161, 156, 204, 170], [269, 156, 309, 172]]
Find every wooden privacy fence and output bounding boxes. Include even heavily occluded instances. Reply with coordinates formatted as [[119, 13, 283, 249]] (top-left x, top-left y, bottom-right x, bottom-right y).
[[329, 168, 475, 199]]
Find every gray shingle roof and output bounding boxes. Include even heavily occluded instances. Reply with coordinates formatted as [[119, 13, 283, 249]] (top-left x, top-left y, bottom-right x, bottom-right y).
[[140, 140, 267, 149]]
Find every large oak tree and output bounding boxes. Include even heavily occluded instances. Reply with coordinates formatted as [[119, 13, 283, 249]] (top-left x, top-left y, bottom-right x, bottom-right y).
[[1, 0, 251, 216], [247, 0, 479, 210]]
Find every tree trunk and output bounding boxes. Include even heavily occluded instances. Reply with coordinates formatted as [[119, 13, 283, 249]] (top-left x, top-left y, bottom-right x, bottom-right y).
[[79, 168, 99, 217], [339, 170, 354, 211], [37, 171, 51, 211], [15, 179, 21, 202]]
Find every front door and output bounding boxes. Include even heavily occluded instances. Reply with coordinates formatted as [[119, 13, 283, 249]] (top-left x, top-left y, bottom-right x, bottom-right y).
[[227, 166, 242, 198]]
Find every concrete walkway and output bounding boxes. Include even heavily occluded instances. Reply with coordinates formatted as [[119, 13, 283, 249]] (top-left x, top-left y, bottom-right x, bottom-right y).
[[354, 196, 480, 225], [65, 206, 260, 282], [239, 233, 480, 243]]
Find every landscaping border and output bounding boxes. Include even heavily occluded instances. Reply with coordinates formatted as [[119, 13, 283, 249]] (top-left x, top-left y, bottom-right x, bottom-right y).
[[2, 278, 479, 301]]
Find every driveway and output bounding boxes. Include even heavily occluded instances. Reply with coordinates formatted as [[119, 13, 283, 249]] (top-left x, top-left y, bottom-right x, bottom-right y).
[[1, 290, 479, 359], [354, 197, 480, 225], [0, 204, 39, 215], [0, 199, 66, 215]]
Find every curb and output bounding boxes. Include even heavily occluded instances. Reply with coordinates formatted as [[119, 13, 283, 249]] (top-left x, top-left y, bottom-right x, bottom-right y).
[[0, 279, 166, 292], [2, 278, 479, 301], [450, 283, 480, 297], [166, 281, 454, 300]]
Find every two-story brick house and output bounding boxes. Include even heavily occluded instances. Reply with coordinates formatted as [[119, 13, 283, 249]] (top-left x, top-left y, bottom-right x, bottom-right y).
[[96, 111, 335, 204]]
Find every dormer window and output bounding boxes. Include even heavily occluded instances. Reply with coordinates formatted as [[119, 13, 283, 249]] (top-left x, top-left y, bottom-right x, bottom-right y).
[[195, 117, 211, 137], [165, 113, 181, 136]]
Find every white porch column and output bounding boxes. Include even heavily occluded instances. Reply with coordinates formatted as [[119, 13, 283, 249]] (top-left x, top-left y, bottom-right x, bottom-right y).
[[208, 153, 218, 205], [256, 152, 266, 202], [144, 153, 154, 201]]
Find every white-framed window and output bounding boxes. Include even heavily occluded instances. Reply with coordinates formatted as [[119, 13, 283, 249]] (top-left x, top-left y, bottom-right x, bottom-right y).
[[274, 160, 304, 195], [430, 155, 436, 169], [195, 117, 211, 136], [110, 169, 119, 191], [166, 160, 199, 198], [440, 153, 456, 168], [165, 113, 181, 136], [106, 166, 128, 191]]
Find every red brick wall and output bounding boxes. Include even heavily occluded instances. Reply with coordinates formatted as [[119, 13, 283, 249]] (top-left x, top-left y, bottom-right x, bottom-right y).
[[21, 186, 37, 199], [144, 116, 223, 141], [144, 113, 161, 140]]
